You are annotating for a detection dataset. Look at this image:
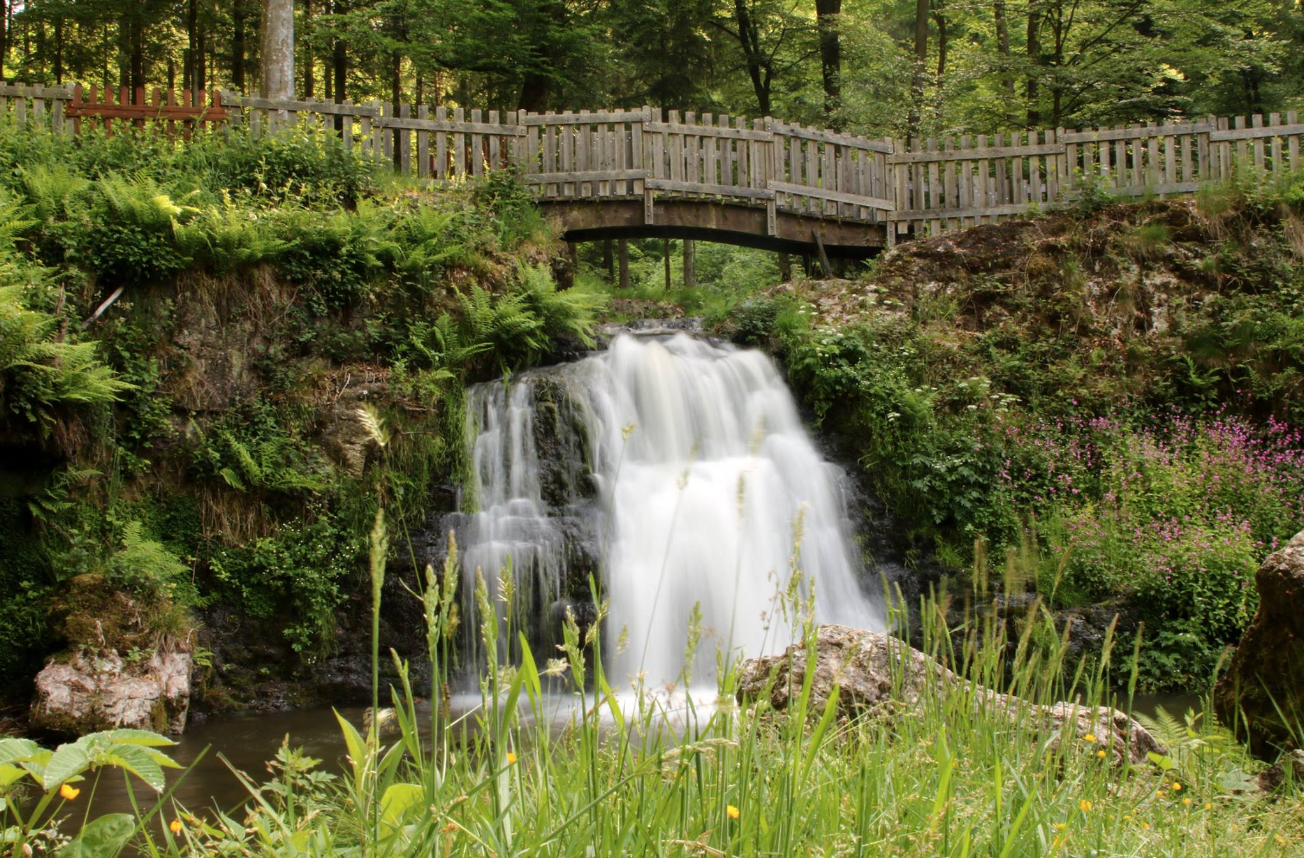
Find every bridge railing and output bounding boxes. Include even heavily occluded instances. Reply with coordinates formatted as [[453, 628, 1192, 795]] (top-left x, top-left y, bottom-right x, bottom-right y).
[[2, 83, 1300, 245]]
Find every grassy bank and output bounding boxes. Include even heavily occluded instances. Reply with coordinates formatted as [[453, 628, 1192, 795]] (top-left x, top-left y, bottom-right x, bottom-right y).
[[2, 523, 1300, 858], [0, 119, 604, 707]]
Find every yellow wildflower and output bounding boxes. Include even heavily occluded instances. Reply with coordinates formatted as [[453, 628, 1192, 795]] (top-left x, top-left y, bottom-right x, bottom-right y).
[[1182, 798, 1191, 806], [1172, 782, 1182, 791], [1204, 803, 1212, 810], [1053, 822, 1067, 831], [506, 752, 518, 764], [1156, 790, 1165, 798], [1142, 822, 1151, 830], [1079, 800, 1093, 813], [1083, 733, 1097, 743], [169, 819, 184, 835], [1096, 749, 1107, 759], [726, 805, 740, 820], [58, 784, 80, 801]]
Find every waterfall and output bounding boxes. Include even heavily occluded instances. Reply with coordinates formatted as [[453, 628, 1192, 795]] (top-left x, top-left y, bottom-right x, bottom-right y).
[[446, 332, 883, 688]]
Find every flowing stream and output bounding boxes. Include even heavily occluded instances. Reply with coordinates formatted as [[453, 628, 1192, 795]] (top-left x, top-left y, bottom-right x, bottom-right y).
[[445, 331, 883, 688]]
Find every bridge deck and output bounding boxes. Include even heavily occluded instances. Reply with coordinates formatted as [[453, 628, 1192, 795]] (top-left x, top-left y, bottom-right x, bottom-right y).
[[2, 83, 1298, 255]]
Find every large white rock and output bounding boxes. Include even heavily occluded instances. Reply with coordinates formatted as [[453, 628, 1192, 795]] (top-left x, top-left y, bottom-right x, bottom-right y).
[[30, 648, 192, 736]]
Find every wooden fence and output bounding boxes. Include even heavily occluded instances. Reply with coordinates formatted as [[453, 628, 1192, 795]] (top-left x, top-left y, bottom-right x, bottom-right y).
[[2, 82, 1300, 244]]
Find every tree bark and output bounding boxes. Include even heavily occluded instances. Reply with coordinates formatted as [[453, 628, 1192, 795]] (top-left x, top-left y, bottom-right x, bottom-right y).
[[0, 0, 7, 80], [1026, 2, 1042, 126], [618, 240, 629, 290], [602, 240, 614, 281], [908, 0, 929, 142], [303, 0, 314, 97], [663, 239, 671, 290], [53, 16, 63, 84], [683, 239, 696, 287], [261, 0, 295, 100], [733, 0, 772, 115], [933, 0, 947, 86], [994, 0, 1014, 122], [233, 0, 247, 91], [814, 0, 841, 128], [778, 252, 791, 281]]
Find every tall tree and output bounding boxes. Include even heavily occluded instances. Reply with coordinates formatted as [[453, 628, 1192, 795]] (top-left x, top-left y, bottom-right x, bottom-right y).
[[815, 0, 841, 126], [261, 0, 294, 99]]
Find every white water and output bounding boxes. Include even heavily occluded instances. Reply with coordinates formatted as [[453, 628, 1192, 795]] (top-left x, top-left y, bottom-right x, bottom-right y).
[[454, 332, 882, 688]]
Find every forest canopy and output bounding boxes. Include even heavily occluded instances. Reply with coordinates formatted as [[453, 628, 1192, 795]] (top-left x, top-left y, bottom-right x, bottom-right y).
[[1, 0, 1300, 140]]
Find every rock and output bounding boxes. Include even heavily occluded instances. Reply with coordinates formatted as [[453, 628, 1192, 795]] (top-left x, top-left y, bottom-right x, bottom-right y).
[[1214, 529, 1304, 758], [737, 624, 1162, 765], [30, 648, 192, 736], [1255, 750, 1304, 792]]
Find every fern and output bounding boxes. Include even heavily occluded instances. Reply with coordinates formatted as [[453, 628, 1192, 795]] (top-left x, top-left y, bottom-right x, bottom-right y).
[[0, 284, 132, 428]]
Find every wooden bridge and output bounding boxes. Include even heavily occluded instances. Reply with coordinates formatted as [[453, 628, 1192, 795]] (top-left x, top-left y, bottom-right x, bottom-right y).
[[4, 82, 1303, 258]]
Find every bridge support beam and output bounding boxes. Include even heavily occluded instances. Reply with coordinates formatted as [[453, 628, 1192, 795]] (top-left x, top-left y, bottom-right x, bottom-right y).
[[543, 198, 886, 259]]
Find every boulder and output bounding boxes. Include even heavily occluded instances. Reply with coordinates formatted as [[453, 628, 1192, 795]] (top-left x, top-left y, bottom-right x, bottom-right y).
[[737, 624, 1161, 765], [1215, 529, 1304, 757], [30, 648, 192, 736]]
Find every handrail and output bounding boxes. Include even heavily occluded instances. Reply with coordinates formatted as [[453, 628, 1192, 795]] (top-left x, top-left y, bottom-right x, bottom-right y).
[[0, 81, 1298, 244]]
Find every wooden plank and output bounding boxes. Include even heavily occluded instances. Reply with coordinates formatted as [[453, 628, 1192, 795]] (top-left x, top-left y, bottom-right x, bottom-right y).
[[895, 201, 1064, 220], [221, 93, 381, 116], [398, 104, 412, 175], [767, 181, 895, 210], [1269, 113, 1283, 176], [768, 121, 893, 151], [1235, 115, 1248, 171], [1289, 111, 1300, 173], [1251, 114, 1265, 172], [1210, 122, 1304, 141], [645, 177, 775, 200], [824, 134, 838, 216], [1061, 122, 1214, 143], [453, 107, 467, 179], [1180, 132, 1193, 184], [527, 169, 648, 184], [416, 105, 430, 178], [523, 109, 644, 125], [889, 141, 1063, 163], [668, 110, 683, 184]]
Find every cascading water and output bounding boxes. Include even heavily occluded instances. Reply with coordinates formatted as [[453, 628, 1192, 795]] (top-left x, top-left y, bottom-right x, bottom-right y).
[[444, 331, 882, 688]]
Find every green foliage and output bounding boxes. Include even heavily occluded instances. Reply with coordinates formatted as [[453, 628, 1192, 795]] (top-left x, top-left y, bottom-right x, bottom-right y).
[[0, 284, 130, 430], [208, 505, 361, 657]]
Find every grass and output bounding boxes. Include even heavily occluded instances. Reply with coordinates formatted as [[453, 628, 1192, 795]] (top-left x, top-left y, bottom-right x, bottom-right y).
[[5, 511, 1301, 858]]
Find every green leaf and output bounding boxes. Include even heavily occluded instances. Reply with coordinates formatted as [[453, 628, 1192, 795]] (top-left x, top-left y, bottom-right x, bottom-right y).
[[42, 743, 90, 790], [1147, 751, 1176, 772], [380, 783, 424, 829], [101, 745, 166, 792], [0, 764, 26, 789], [0, 738, 41, 766], [57, 813, 136, 858], [101, 730, 176, 748]]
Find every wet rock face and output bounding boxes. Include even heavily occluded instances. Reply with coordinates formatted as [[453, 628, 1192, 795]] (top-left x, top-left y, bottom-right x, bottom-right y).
[[737, 624, 1161, 765], [30, 649, 192, 736], [1215, 529, 1304, 758]]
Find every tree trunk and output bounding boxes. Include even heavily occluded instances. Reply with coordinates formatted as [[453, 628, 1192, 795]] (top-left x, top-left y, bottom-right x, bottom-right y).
[[618, 240, 629, 289], [933, 0, 947, 87], [303, 0, 314, 97], [333, 31, 347, 102], [233, 0, 246, 91], [185, 0, 196, 91], [0, 0, 7, 80], [733, 0, 772, 115], [994, 0, 1014, 121], [130, 15, 144, 92], [683, 239, 696, 287], [1026, 2, 1041, 127], [778, 252, 791, 281], [602, 240, 614, 281], [814, 0, 841, 128], [908, 0, 929, 142], [261, 0, 295, 100], [53, 17, 63, 84], [663, 239, 671, 290]]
